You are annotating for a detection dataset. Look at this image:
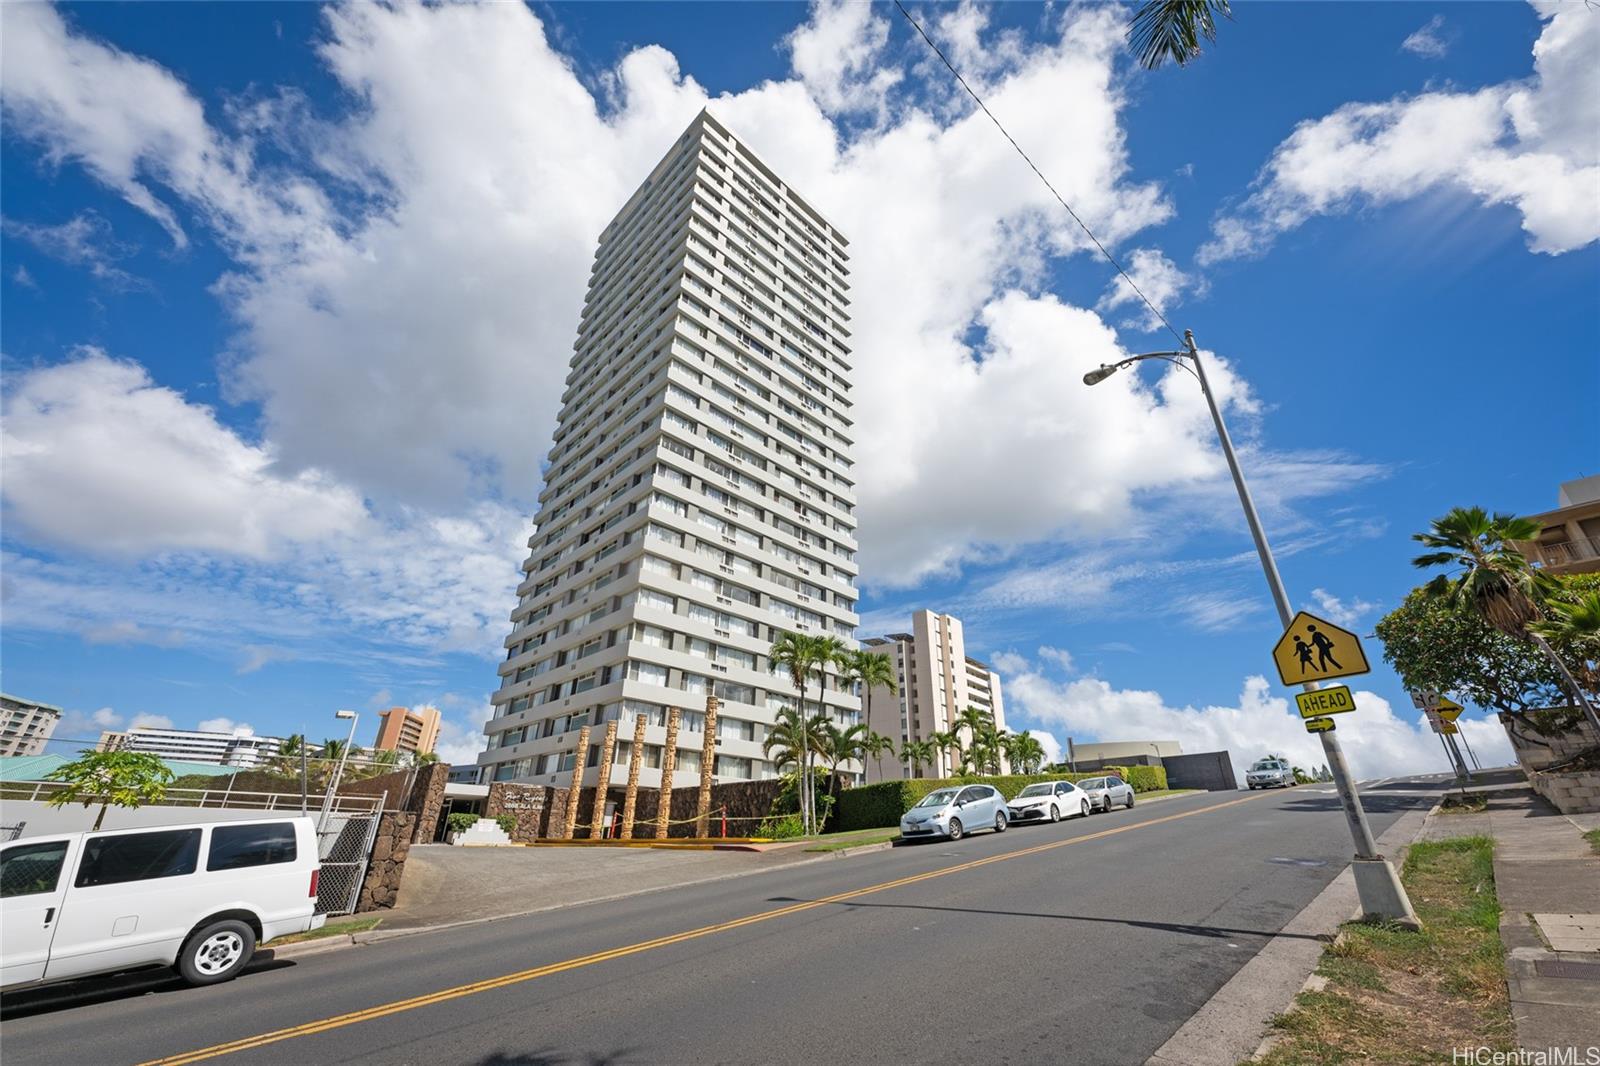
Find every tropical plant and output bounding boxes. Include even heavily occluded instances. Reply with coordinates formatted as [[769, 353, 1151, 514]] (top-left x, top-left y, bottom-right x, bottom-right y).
[[821, 721, 868, 784], [769, 632, 819, 832], [1128, 0, 1232, 70], [1413, 507, 1600, 737], [842, 649, 898, 783], [1008, 731, 1047, 775], [900, 739, 937, 778], [931, 729, 968, 776], [859, 729, 897, 778], [44, 750, 176, 830]]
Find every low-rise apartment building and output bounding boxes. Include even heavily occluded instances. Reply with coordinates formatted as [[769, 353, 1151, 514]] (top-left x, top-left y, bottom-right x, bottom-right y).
[[1517, 475, 1600, 575], [0, 693, 63, 757], [98, 726, 283, 768]]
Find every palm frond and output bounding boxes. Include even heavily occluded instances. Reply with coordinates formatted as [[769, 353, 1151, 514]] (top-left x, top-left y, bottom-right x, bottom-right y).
[[1128, 0, 1232, 70]]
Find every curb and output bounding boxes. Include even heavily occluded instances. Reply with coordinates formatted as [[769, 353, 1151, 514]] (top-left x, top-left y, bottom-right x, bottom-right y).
[[1146, 798, 1436, 1066]]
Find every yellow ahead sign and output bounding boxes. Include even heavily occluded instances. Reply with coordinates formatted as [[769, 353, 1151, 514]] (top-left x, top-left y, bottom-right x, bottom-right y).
[[1435, 697, 1464, 722], [1273, 611, 1371, 686], [1295, 685, 1357, 719], [1305, 717, 1336, 733], [1440, 721, 1459, 735]]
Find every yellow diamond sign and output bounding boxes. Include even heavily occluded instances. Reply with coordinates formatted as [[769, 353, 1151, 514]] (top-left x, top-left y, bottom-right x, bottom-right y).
[[1272, 611, 1371, 687], [1435, 696, 1464, 722]]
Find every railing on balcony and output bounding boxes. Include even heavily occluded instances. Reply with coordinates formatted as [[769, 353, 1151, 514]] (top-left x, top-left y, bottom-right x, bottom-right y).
[[1529, 535, 1600, 569]]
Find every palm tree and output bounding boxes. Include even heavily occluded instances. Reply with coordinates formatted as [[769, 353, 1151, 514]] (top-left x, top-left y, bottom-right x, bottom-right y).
[[1413, 507, 1600, 737], [822, 721, 867, 785], [931, 729, 967, 777], [900, 739, 935, 779], [764, 706, 829, 825], [954, 707, 998, 774], [841, 650, 898, 783], [770, 632, 823, 832], [272, 733, 305, 776], [320, 738, 348, 761], [859, 730, 897, 782], [1009, 731, 1046, 775], [1128, 0, 1232, 70]]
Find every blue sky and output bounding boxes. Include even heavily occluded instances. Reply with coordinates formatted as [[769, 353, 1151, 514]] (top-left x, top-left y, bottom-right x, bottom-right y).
[[2, 1, 1595, 774]]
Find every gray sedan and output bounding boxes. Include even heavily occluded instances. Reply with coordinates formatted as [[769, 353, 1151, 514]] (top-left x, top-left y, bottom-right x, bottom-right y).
[[1076, 776, 1135, 813]]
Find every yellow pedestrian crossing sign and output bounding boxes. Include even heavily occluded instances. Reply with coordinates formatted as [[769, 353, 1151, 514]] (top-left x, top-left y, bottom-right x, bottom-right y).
[[1305, 717, 1336, 733], [1435, 697, 1464, 722], [1295, 685, 1357, 719], [1272, 611, 1371, 686]]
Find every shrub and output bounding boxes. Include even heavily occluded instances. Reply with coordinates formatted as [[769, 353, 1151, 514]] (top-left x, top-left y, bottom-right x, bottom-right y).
[[833, 770, 1119, 831], [446, 812, 478, 835], [494, 814, 517, 836], [1102, 765, 1167, 792], [758, 813, 806, 839]]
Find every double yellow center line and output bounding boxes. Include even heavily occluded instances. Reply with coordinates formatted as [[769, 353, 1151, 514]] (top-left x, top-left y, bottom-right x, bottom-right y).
[[143, 790, 1270, 1064]]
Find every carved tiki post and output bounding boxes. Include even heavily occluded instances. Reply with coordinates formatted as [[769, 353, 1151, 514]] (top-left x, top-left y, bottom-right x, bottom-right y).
[[654, 707, 680, 839], [588, 719, 619, 839], [619, 712, 647, 840], [561, 724, 591, 840], [694, 692, 720, 837]]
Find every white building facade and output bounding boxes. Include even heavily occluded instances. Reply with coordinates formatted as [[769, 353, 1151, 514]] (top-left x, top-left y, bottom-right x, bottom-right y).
[[476, 111, 860, 791], [0, 693, 63, 757], [863, 611, 1007, 780], [97, 727, 283, 768]]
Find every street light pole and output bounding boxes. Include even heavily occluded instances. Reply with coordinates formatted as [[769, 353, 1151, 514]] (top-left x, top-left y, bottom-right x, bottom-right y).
[[1085, 332, 1419, 928], [316, 710, 360, 833]]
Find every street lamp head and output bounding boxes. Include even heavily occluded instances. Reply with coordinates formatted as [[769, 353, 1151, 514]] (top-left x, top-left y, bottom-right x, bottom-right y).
[[1082, 364, 1120, 386], [334, 709, 356, 720]]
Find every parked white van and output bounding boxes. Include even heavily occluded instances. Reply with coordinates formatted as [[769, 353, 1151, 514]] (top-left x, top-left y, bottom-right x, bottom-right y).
[[1, 816, 325, 990]]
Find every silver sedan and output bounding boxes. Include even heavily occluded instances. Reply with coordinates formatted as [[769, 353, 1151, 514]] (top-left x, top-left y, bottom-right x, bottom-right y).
[[1076, 776, 1135, 813]]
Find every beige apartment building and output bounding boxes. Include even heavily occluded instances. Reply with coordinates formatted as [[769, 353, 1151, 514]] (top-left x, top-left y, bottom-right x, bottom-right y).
[[373, 706, 441, 756], [1516, 475, 1600, 575], [1, 693, 63, 757], [863, 611, 1007, 781]]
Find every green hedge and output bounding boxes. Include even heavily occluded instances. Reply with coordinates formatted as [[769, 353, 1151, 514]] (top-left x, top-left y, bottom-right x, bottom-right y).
[[833, 769, 1170, 832]]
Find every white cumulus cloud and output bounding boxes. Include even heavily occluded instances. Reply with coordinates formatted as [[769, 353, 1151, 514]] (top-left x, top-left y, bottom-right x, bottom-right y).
[[1201, 1, 1598, 263]]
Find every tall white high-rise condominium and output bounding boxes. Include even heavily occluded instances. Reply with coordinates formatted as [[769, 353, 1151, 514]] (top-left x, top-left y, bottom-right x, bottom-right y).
[[475, 111, 860, 791]]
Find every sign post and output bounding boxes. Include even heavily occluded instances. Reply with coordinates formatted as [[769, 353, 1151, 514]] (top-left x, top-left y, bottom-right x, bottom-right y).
[[1270, 611, 1420, 929]]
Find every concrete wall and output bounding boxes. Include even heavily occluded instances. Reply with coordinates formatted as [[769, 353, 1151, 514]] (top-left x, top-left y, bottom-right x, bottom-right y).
[[1162, 751, 1238, 792]]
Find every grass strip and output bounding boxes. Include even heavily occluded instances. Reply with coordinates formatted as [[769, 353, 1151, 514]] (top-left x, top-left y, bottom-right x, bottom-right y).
[[1585, 828, 1600, 856], [1252, 836, 1512, 1065], [270, 916, 383, 945]]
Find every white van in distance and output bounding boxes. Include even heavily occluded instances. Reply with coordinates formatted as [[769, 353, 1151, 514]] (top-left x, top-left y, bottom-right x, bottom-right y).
[[1, 816, 325, 990]]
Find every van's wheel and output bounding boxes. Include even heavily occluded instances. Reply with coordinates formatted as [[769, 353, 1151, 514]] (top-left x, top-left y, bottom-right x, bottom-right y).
[[177, 919, 256, 986], [994, 812, 1008, 833]]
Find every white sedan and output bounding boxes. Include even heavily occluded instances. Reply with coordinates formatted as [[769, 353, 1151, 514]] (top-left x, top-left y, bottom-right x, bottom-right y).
[[1005, 780, 1092, 824]]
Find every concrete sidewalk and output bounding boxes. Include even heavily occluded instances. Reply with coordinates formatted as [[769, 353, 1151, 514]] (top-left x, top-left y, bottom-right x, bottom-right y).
[[1422, 785, 1600, 1056]]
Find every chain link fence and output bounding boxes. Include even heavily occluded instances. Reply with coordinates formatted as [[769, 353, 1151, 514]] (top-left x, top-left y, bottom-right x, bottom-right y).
[[314, 798, 386, 915]]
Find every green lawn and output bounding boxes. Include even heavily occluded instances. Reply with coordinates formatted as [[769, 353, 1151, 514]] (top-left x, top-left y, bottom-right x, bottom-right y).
[[804, 828, 901, 852], [269, 915, 382, 945], [1253, 836, 1512, 1065], [1586, 828, 1600, 855]]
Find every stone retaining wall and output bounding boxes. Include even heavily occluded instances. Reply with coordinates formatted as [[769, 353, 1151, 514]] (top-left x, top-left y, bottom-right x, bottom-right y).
[[356, 811, 416, 911], [1528, 768, 1600, 814], [339, 762, 450, 844], [1500, 709, 1600, 772], [485, 781, 555, 843]]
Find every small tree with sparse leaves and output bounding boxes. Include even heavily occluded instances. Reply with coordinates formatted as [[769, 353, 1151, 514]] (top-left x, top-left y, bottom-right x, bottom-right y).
[[45, 750, 176, 830]]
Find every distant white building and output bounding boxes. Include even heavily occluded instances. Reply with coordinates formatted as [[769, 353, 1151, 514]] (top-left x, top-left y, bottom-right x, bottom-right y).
[[1, 693, 63, 757], [98, 726, 283, 768]]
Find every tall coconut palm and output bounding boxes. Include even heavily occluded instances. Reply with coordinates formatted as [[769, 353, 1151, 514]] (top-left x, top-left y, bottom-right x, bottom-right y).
[[821, 721, 867, 785], [931, 729, 968, 776], [770, 631, 825, 832], [1414, 507, 1600, 736], [1128, 0, 1232, 70], [859, 730, 897, 782], [955, 706, 997, 774], [842, 650, 898, 783]]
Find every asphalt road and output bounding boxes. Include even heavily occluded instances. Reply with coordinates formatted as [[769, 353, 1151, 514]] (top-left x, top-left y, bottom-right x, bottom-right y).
[[1, 778, 1449, 1066]]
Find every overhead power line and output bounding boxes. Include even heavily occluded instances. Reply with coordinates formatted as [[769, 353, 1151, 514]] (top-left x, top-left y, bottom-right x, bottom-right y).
[[892, 0, 1186, 345]]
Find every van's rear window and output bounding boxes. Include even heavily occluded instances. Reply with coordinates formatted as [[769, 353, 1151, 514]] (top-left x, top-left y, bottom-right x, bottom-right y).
[[76, 829, 201, 887], [208, 823, 297, 871]]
